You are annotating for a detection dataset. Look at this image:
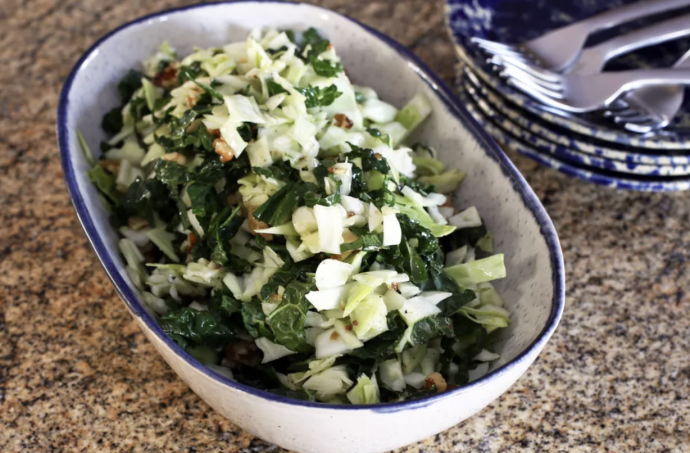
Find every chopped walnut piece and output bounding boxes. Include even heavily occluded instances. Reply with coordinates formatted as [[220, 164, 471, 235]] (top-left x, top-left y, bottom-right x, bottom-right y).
[[226, 192, 242, 205], [332, 230, 358, 261], [330, 166, 347, 175], [242, 203, 273, 241], [100, 160, 120, 175], [225, 341, 262, 367], [128, 217, 149, 231], [342, 229, 358, 244], [333, 113, 353, 129], [162, 152, 187, 165], [214, 138, 235, 162], [425, 372, 448, 393], [208, 128, 221, 137], [152, 63, 179, 88], [441, 196, 458, 215], [143, 250, 158, 263]]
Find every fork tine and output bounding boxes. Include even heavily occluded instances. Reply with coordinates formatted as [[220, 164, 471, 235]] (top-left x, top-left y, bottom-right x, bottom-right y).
[[484, 49, 534, 65], [470, 37, 517, 53], [607, 99, 630, 111], [604, 108, 635, 118], [624, 124, 654, 133], [476, 45, 535, 66], [613, 114, 653, 124], [473, 40, 512, 52], [507, 78, 568, 112], [474, 42, 527, 57], [627, 119, 659, 127], [635, 119, 666, 126], [610, 101, 653, 119], [506, 75, 565, 100], [500, 66, 563, 92], [613, 109, 649, 119], [503, 72, 564, 98], [623, 121, 663, 133], [473, 42, 536, 63], [513, 78, 565, 99], [490, 55, 561, 82]]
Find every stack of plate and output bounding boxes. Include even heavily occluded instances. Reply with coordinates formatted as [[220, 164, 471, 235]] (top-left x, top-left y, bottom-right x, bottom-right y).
[[445, 0, 690, 191]]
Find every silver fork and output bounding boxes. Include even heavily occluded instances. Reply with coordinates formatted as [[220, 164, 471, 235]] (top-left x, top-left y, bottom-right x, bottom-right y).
[[472, 0, 690, 72], [606, 50, 690, 132], [504, 68, 690, 113], [488, 13, 690, 82]]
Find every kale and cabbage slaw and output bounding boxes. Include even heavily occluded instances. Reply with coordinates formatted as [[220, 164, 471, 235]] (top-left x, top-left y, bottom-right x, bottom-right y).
[[82, 28, 511, 404]]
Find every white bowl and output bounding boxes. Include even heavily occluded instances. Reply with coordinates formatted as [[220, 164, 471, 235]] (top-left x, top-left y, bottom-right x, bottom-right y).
[[57, 2, 565, 452]]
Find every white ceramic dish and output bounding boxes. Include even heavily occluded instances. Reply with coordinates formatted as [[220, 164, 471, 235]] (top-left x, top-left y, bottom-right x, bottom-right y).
[[57, 2, 565, 452]]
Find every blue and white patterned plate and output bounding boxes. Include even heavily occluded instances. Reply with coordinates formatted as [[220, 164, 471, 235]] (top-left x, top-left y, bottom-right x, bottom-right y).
[[460, 74, 690, 176], [459, 65, 690, 166], [459, 66, 690, 176], [455, 76, 690, 191], [445, 0, 690, 150]]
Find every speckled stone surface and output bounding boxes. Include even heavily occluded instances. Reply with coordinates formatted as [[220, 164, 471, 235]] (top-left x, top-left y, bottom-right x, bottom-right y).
[[2, 0, 690, 451]]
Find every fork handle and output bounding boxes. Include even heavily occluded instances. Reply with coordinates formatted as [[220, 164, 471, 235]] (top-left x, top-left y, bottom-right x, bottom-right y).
[[612, 69, 690, 95], [622, 50, 690, 109], [593, 13, 690, 61], [673, 49, 690, 68], [585, 0, 690, 32]]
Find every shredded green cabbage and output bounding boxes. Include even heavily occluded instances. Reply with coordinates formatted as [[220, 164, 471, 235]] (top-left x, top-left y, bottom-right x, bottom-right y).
[[85, 27, 510, 405]]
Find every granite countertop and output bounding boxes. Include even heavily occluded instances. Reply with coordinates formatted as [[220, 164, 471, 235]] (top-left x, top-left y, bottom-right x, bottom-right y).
[[2, 0, 689, 451]]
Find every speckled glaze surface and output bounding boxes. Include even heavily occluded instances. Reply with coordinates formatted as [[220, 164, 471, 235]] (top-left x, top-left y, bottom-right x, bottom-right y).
[[445, 0, 690, 149], [5, 0, 690, 452], [456, 77, 690, 191], [55, 2, 563, 453], [459, 70, 690, 177]]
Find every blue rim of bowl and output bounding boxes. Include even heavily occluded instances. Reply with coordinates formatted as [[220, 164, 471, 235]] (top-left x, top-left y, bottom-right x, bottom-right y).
[[442, 2, 690, 151], [456, 79, 690, 191], [57, 0, 565, 413]]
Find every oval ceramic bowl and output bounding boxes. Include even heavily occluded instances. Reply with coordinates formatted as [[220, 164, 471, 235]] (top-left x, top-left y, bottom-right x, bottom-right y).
[[460, 65, 690, 167], [57, 2, 565, 452], [445, 0, 690, 150], [456, 81, 690, 191], [459, 72, 690, 176]]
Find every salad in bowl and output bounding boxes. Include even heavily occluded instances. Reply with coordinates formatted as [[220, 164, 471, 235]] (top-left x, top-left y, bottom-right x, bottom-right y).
[[82, 27, 510, 404]]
